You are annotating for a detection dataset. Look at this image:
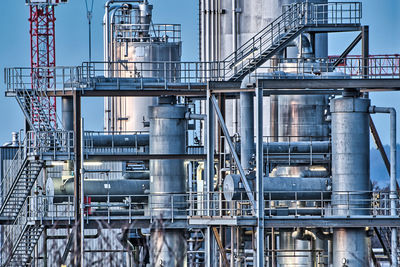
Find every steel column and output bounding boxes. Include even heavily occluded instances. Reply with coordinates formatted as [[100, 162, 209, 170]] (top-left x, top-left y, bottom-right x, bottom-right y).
[[73, 91, 82, 266], [256, 86, 264, 266], [205, 87, 215, 266]]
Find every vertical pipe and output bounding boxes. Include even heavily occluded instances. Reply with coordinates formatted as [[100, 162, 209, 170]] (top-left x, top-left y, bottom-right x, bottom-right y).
[[390, 108, 398, 267], [270, 95, 278, 142], [80, 118, 85, 266], [240, 92, 255, 171], [205, 87, 215, 265], [62, 97, 74, 131], [256, 86, 264, 267], [43, 227, 47, 267], [370, 106, 397, 267], [73, 92, 82, 266], [232, 0, 237, 53]]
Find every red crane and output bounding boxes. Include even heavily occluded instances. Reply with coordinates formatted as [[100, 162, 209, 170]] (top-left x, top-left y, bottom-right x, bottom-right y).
[[27, 0, 68, 130]]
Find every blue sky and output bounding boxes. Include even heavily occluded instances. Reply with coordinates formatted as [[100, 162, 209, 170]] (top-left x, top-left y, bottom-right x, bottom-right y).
[[0, 0, 399, 145]]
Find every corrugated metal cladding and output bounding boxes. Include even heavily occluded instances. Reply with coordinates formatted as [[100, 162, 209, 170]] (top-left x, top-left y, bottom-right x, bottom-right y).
[[0, 146, 18, 266], [0, 146, 18, 181]]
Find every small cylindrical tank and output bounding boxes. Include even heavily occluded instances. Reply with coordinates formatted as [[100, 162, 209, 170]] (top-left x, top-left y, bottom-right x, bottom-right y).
[[148, 99, 187, 266], [331, 96, 370, 267]]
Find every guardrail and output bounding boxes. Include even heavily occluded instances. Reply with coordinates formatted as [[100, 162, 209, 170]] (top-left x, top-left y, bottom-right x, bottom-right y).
[[113, 23, 181, 43], [283, 2, 362, 25], [26, 130, 74, 160], [17, 190, 400, 223], [5, 56, 399, 94]]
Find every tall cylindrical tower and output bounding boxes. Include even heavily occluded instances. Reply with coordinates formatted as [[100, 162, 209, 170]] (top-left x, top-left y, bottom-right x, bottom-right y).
[[104, 1, 181, 132], [149, 98, 187, 265], [331, 96, 371, 267]]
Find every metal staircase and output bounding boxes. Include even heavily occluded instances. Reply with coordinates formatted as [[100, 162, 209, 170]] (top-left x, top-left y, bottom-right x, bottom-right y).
[[0, 72, 59, 266], [1, 198, 45, 267], [0, 157, 43, 219], [224, 3, 307, 81], [223, 2, 361, 81], [14, 70, 57, 132]]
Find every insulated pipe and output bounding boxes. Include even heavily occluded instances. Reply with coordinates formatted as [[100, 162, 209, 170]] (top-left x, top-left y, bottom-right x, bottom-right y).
[[123, 171, 150, 180], [369, 105, 398, 267], [231, 0, 237, 54], [270, 95, 279, 142], [185, 113, 206, 120], [88, 134, 149, 147], [292, 228, 316, 241], [62, 97, 73, 131], [263, 141, 330, 154], [223, 174, 331, 201], [49, 178, 149, 203], [240, 92, 255, 172]]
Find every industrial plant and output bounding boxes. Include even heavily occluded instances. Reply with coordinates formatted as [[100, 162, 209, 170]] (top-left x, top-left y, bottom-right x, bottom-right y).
[[1, 0, 400, 266]]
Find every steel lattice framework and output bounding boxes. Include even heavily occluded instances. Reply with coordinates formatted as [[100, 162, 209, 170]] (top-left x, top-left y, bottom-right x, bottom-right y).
[[29, 4, 57, 129]]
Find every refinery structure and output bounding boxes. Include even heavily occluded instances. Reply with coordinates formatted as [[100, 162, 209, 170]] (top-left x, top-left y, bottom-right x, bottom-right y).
[[1, 0, 400, 266]]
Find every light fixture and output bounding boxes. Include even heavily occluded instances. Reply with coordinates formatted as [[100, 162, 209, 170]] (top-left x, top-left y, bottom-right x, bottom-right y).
[[50, 161, 65, 166], [84, 162, 103, 166]]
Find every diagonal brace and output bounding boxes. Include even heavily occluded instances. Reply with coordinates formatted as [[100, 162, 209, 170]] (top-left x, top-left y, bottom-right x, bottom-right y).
[[210, 95, 256, 212], [333, 32, 362, 68], [212, 227, 229, 266]]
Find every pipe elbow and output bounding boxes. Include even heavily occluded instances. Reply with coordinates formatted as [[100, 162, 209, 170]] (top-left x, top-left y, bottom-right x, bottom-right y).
[[292, 228, 316, 241]]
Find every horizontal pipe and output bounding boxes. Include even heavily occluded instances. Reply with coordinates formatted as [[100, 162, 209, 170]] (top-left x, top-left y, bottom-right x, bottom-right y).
[[223, 175, 331, 201], [87, 134, 149, 147], [263, 141, 330, 154], [123, 171, 150, 180], [185, 112, 206, 120], [50, 178, 149, 203]]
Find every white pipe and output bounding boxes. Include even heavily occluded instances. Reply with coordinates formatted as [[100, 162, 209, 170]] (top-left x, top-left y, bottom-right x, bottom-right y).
[[369, 105, 397, 267], [232, 0, 237, 54]]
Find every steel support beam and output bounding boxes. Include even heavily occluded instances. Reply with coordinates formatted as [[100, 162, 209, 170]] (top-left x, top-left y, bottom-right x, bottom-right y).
[[362, 26, 370, 79], [258, 79, 400, 90], [212, 227, 229, 266], [333, 32, 362, 68]]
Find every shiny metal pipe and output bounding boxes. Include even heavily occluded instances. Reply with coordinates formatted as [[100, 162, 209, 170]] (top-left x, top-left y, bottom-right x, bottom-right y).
[[263, 141, 330, 154], [49, 178, 149, 203], [88, 134, 149, 147], [62, 97, 73, 131], [369, 106, 398, 267], [240, 92, 255, 171], [223, 174, 331, 201]]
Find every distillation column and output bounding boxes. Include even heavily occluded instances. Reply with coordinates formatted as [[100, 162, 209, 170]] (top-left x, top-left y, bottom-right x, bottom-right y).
[[149, 98, 187, 266], [331, 95, 370, 267]]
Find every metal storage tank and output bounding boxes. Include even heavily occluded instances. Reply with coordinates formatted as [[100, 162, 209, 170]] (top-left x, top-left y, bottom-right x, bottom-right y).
[[148, 98, 187, 266], [104, 1, 182, 132], [331, 96, 371, 267]]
